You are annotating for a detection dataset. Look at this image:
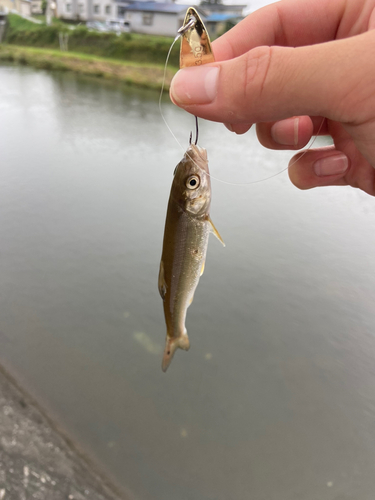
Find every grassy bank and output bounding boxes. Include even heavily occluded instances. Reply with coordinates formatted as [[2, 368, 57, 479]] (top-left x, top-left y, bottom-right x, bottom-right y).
[[0, 44, 177, 90], [4, 14, 180, 66]]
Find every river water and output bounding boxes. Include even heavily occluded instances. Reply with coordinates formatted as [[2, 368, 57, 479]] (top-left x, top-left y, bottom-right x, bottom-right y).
[[1, 63, 375, 500]]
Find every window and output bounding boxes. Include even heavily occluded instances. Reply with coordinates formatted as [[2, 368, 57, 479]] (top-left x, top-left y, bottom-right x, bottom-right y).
[[142, 13, 153, 26], [105, 5, 111, 14], [78, 4, 84, 13], [66, 3, 71, 12], [93, 4, 100, 13], [117, 6, 126, 17]]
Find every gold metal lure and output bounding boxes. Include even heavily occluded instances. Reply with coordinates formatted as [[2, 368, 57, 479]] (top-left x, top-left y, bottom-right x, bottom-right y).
[[178, 7, 215, 69]]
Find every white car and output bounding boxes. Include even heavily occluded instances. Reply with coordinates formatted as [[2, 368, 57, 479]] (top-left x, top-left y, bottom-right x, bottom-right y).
[[86, 21, 110, 32], [106, 19, 130, 33]]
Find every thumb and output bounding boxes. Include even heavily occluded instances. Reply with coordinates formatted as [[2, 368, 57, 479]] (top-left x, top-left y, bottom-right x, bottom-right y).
[[170, 31, 375, 126]]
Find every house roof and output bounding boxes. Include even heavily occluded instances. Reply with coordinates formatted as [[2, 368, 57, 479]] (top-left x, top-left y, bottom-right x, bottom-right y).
[[122, 2, 202, 14], [205, 13, 240, 22], [200, 3, 246, 11]]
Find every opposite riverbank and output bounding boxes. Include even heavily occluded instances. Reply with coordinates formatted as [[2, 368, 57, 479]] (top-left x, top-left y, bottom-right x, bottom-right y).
[[0, 44, 176, 90], [0, 13, 179, 90]]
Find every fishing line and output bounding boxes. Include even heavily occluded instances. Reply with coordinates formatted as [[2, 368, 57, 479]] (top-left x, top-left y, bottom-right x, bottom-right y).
[[220, 118, 326, 186], [159, 36, 325, 186], [158, 33, 183, 144]]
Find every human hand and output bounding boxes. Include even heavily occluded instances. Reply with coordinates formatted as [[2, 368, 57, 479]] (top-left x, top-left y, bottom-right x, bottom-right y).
[[170, 0, 375, 196]]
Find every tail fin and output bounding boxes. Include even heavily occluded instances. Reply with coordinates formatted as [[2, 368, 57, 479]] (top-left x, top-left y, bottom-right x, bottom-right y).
[[162, 333, 190, 372]]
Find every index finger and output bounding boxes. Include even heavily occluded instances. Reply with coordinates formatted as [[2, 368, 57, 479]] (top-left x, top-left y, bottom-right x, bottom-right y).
[[212, 0, 346, 61]]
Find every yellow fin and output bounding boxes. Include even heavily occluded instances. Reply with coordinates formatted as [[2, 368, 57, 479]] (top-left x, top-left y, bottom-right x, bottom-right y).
[[200, 259, 205, 276], [206, 216, 225, 247]]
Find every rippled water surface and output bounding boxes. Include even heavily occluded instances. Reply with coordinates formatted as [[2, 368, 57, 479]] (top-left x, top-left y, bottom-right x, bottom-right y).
[[1, 64, 375, 500]]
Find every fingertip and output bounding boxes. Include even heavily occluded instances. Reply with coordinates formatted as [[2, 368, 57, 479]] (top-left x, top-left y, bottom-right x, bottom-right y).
[[313, 154, 348, 177], [224, 123, 252, 134], [169, 66, 219, 106], [271, 118, 300, 146], [257, 116, 313, 150], [272, 116, 313, 148], [169, 69, 182, 105], [288, 147, 349, 190]]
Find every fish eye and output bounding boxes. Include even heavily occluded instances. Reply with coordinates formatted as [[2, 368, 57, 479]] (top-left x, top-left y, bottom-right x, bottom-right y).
[[186, 175, 200, 190]]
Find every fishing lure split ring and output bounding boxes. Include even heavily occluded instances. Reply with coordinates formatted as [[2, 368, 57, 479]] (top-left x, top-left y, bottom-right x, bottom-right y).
[[177, 15, 196, 36]]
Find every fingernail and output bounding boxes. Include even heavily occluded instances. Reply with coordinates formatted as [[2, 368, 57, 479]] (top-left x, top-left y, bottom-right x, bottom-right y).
[[271, 118, 299, 146], [170, 66, 219, 105], [224, 123, 233, 132], [313, 153, 349, 176]]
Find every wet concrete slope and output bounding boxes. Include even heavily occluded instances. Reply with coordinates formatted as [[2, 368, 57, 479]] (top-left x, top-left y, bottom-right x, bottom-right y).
[[0, 366, 126, 500]]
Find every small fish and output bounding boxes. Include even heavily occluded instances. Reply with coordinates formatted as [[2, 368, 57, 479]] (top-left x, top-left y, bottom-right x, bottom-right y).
[[158, 143, 224, 372]]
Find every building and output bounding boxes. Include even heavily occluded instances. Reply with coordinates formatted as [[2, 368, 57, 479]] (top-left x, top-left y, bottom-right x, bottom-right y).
[[30, 0, 43, 14], [118, 2, 208, 37], [56, 0, 116, 22], [200, 1, 246, 17], [56, 0, 243, 37], [205, 12, 242, 37], [0, 0, 31, 16], [57, 0, 204, 35]]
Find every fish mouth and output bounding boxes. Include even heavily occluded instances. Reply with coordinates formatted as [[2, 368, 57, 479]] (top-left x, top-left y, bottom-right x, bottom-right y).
[[186, 144, 208, 166]]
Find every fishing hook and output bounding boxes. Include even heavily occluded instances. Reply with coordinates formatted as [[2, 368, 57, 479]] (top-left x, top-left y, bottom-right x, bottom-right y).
[[189, 116, 199, 146], [194, 115, 199, 145]]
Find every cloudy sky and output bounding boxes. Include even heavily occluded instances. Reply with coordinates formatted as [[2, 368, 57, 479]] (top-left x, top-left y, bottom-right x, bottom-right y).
[[228, 0, 277, 14], [241, 0, 277, 12]]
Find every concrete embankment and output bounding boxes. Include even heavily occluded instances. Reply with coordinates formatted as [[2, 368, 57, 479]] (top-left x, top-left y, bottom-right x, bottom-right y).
[[0, 44, 176, 91], [0, 365, 127, 500]]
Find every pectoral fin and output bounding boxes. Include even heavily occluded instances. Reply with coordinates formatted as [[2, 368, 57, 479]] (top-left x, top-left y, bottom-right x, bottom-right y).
[[158, 260, 167, 300], [206, 216, 225, 247], [200, 259, 205, 276]]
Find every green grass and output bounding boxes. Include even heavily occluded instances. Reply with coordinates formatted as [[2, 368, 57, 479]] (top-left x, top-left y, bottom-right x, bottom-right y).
[[0, 44, 177, 90], [8, 13, 45, 30], [2, 13, 180, 89], [2, 44, 176, 68], [4, 13, 180, 66]]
